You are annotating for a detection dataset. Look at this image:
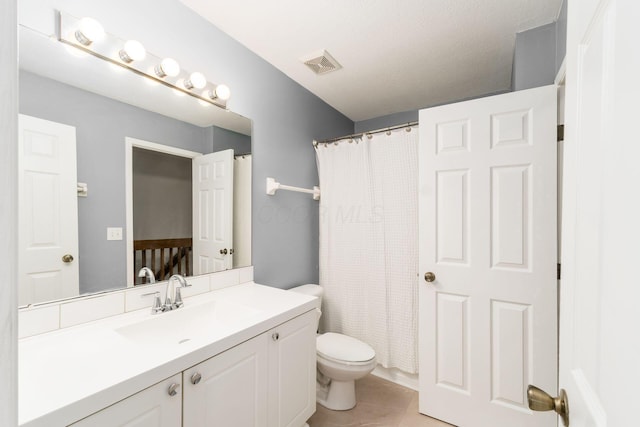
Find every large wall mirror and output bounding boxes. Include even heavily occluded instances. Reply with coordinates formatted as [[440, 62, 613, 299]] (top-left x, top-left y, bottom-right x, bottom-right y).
[[18, 23, 252, 307]]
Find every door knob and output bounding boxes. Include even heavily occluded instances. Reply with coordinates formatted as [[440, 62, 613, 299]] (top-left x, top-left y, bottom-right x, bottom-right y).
[[219, 248, 228, 255], [272, 332, 280, 341], [62, 254, 74, 263], [424, 272, 436, 282], [527, 385, 569, 426]]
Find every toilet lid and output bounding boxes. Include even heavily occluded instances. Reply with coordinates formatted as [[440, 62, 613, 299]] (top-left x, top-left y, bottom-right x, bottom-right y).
[[316, 333, 375, 363]]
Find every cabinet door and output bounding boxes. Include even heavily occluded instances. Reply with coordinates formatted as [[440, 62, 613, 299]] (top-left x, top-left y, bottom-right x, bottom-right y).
[[268, 310, 317, 427], [183, 333, 269, 427], [71, 374, 182, 427]]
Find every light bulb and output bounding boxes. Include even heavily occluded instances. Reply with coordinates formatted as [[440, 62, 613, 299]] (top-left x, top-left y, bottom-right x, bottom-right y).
[[184, 72, 206, 90], [155, 58, 180, 78], [119, 40, 146, 63], [75, 17, 105, 46], [214, 84, 231, 101]]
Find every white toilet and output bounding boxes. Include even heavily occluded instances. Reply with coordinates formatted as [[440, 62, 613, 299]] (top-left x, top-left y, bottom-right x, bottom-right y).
[[290, 284, 376, 411]]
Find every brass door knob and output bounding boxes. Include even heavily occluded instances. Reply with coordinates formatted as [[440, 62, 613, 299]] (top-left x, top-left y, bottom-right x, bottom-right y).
[[62, 254, 74, 263], [527, 385, 569, 426], [220, 248, 228, 255], [424, 272, 436, 282]]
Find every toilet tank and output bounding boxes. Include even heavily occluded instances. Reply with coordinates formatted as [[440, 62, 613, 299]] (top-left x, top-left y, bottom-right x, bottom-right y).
[[289, 284, 323, 329]]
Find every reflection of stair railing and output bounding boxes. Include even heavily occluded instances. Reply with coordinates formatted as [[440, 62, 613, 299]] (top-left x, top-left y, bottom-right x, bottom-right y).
[[133, 238, 192, 284]]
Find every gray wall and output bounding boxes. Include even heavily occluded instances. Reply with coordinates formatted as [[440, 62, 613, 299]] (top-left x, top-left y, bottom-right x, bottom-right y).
[[133, 149, 192, 240], [213, 127, 251, 155], [556, 0, 568, 73], [19, 71, 215, 293], [512, 22, 557, 91], [355, 110, 419, 134], [0, 0, 17, 423], [513, 0, 567, 91], [19, 0, 353, 290]]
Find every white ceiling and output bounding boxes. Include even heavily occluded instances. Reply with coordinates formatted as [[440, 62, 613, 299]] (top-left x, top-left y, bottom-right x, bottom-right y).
[[180, 0, 562, 122]]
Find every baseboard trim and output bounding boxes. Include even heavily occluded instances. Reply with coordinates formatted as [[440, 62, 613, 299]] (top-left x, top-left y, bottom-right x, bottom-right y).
[[371, 365, 419, 391]]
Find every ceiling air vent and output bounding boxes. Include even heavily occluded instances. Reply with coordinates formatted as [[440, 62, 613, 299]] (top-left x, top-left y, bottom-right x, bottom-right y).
[[301, 50, 342, 75]]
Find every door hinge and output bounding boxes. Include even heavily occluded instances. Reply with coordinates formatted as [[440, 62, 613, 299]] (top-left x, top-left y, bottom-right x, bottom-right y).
[[557, 263, 561, 280], [557, 124, 564, 142]]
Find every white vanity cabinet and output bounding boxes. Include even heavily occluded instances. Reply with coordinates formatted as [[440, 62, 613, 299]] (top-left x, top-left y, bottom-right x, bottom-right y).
[[183, 332, 269, 425], [19, 283, 319, 427], [267, 310, 316, 427], [183, 310, 317, 427], [70, 374, 182, 427]]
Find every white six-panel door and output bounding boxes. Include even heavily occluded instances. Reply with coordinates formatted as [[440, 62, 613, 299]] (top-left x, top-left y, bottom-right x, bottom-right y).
[[418, 86, 557, 427], [192, 149, 234, 274], [18, 114, 79, 306]]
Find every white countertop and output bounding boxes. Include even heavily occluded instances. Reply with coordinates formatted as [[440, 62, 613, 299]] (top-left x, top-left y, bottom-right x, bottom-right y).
[[19, 283, 316, 426]]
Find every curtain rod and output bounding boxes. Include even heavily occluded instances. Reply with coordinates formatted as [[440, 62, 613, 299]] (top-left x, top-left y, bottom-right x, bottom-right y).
[[313, 121, 418, 146]]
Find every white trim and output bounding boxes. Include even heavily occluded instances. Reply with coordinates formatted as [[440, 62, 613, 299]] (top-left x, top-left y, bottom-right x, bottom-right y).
[[371, 365, 419, 391], [555, 0, 566, 21], [125, 137, 202, 159], [124, 137, 202, 286], [555, 56, 567, 85], [572, 369, 607, 427], [0, 0, 18, 424]]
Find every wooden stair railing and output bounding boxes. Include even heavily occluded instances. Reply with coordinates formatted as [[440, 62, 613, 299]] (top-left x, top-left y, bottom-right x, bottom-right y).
[[133, 238, 192, 284]]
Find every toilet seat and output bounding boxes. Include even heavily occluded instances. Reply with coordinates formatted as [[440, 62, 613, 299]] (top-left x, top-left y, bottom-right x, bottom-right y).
[[316, 332, 375, 365]]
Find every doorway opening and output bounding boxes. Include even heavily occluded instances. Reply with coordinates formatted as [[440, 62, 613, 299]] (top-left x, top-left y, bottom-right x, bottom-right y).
[[125, 138, 201, 286]]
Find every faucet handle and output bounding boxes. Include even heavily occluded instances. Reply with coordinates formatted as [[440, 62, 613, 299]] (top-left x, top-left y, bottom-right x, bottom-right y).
[[141, 291, 163, 314], [174, 287, 184, 309], [172, 276, 191, 309]]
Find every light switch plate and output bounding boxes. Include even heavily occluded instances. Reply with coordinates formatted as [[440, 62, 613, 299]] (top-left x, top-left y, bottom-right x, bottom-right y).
[[107, 227, 123, 241]]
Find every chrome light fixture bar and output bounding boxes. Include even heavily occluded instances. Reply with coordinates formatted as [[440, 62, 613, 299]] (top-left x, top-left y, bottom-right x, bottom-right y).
[[58, 12, 230, 109]]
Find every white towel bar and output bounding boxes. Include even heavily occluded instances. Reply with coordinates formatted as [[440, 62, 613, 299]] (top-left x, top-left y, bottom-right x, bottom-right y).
[[266, 177, 320, 200]]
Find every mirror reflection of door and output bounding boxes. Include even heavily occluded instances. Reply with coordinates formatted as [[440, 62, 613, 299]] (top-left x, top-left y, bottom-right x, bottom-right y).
[[192, 149, 234, 275], [128, 140, 235, 285], [132, 147, 194, 284], [18, 114, 80, 305]]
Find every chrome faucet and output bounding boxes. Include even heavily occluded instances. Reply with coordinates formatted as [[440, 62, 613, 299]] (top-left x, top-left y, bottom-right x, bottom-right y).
[[163, 274, 191, 311], [138, 267, 156, 284]]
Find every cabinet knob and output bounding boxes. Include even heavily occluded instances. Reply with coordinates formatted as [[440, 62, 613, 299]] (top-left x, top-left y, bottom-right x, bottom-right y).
[[167, 383, 180, 396], [191, 372, 202, 385], [272, 332, 280, 342]]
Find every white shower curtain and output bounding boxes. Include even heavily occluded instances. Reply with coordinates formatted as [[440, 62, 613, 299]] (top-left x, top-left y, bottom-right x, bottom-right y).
[[316, 127, 419, 373]]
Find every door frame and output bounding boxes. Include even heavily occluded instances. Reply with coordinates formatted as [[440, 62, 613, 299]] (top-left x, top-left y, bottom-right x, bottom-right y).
[[124, 137, 201, 286]]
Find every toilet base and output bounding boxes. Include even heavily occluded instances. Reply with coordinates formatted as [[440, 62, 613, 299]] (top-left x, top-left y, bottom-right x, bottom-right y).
[[316, 378, 356, 411]]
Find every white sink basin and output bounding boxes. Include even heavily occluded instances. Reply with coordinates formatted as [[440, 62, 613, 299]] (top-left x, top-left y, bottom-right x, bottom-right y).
[[115, 300, 261, 346]]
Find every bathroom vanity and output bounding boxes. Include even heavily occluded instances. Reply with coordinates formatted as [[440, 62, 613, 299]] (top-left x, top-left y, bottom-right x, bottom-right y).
[[19, 282, 317, 426]]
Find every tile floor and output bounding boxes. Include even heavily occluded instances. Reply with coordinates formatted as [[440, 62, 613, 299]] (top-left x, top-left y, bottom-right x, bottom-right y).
[[308, 374, 454, 427]]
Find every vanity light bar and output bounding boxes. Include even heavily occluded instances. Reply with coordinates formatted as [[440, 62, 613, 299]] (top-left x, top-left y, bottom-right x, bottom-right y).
[[58, 12, 231, 109]]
